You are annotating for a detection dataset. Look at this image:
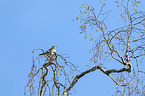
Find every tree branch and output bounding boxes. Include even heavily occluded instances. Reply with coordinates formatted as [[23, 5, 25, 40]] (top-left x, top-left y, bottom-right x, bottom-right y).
[[62, 65, 132, 96], [40, 67, 49, 96]]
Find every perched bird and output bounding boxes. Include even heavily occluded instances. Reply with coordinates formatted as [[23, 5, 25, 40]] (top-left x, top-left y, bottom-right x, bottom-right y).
[[39, 46, 57, 57]]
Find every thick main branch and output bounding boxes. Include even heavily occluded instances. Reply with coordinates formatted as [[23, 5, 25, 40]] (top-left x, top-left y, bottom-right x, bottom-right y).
[[62, 65, 132, 96]]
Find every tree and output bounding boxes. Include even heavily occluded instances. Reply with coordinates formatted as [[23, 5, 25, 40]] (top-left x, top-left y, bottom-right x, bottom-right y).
[[25, 0, 145, 95]]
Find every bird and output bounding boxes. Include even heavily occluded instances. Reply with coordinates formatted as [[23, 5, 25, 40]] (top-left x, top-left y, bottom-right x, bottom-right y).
[[39, 46, 57, 58]]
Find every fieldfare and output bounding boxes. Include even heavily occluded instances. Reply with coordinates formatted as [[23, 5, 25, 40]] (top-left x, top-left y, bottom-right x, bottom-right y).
[[39, 46, 57, 58]]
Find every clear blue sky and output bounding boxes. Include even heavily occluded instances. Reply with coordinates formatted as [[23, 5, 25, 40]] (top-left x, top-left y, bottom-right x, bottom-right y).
[[0, 0, 145, 96]]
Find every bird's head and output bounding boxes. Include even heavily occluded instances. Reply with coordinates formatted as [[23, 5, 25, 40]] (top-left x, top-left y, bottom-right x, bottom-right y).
[[52, 46, 56, 49]]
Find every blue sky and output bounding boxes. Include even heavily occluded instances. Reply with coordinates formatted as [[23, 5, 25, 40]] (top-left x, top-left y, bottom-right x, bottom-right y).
[[0, 0, 145, 96]]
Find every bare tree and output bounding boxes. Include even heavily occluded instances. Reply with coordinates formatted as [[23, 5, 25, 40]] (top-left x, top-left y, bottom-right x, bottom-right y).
[[76, 0, 145, 95], [25, 0, 145, 96]]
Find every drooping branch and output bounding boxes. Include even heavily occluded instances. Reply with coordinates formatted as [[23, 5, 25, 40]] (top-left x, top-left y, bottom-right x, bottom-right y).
[[25, 49, 79, 96], [40, 67, 49, 96], [40, 57, 55, 96]]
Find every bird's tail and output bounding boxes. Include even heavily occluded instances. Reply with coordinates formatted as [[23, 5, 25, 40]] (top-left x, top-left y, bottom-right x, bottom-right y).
[[39, 53, 44, 55]]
